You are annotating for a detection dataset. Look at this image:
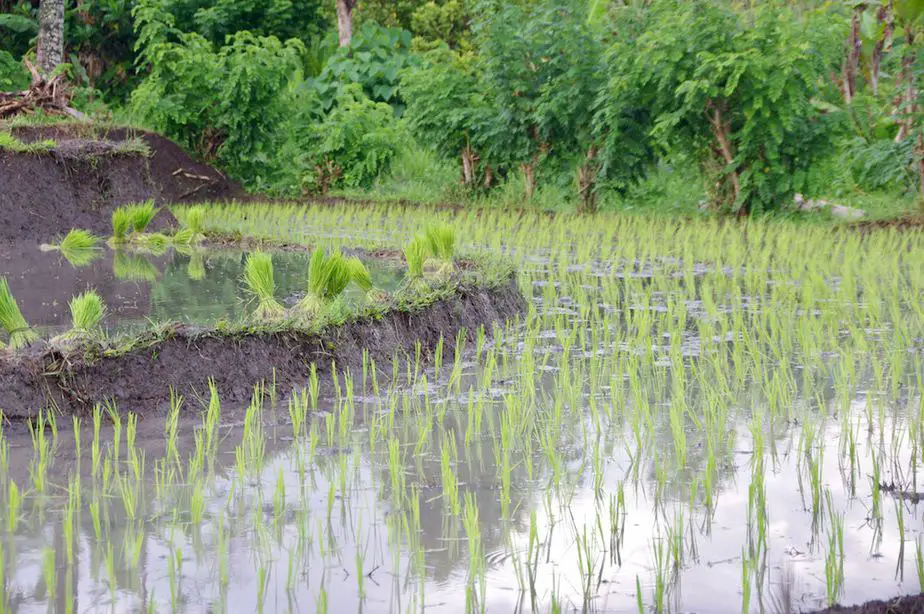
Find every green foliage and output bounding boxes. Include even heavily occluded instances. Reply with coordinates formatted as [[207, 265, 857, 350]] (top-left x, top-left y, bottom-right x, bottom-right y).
[[601, 0, 842, 213], [402, 46, 497, 180], [242, 252, 285, 319], [0, 50, 28, 93], [0, 278, 37, 350], [410, 1, 470, 49], [293, 85, 404, 194], [308, 22, 419, 113], [132, 19, 303, 184]]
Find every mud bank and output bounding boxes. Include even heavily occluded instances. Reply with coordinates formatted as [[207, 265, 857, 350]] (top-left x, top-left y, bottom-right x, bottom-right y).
[[1, 124, 244, 241], [0, 278, 525, 419]]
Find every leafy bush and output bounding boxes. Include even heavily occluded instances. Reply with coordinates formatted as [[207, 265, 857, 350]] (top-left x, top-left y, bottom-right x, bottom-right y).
[[0, 50, 28, 93], [293, 84, 404, 194], [600, 0, 842, 213], [402, 47, 498, 187], [132, 13, 303, 185], [308, 22, 419, 113]]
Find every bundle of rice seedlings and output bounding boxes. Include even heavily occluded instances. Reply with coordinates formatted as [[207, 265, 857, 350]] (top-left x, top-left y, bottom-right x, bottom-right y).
[[128, 201, 158, 234], [54, 291, 106, 342], [57, 229, 100, 251], [243, 252, 285, 319], [172, 227, 195, 245], [0, 278, 38, 350], [423, 223, 455, 266], [111, 208, 133, 243], [404, 236, 427, 279], [111, 202, 159, 243], [297, 248, 354, 315], [39, 229, 103, 267], [346, 257, 373, 293], [185, 206, 205, 235]]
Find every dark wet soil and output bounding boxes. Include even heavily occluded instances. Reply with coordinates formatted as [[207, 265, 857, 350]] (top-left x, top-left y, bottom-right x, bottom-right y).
[[0, 278, 525, 419], [812, 593, 924, 613], [1, 124, 245, 241]]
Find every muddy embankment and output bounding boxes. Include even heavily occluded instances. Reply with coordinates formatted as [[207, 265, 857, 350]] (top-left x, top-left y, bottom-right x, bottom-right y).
[[0, 124, 244, 241], [0, 279, 526, 419]]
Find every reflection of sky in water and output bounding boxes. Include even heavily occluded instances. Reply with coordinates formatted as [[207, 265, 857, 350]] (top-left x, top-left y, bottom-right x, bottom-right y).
[[1, 238, 922, 613], [0, 244, 405, 337]]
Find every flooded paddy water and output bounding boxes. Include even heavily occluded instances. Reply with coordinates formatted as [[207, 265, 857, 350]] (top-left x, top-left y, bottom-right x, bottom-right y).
[[1, 204, 923, 613]]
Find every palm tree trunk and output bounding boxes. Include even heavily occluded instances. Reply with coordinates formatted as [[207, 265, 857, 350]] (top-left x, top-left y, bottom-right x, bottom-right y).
[[336, 0, 355, 47], [36, 0, 65, 79]]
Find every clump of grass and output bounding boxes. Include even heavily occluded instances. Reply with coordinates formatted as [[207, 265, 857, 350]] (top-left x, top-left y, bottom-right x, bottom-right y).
[[0, 132, 56, 153], [0, 278, 38, 350], [53, 291, 106, 343], [243, 252, 285, 319]]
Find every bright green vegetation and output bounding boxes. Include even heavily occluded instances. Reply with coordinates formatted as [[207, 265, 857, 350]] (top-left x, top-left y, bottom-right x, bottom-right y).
[[0, 277, 37, 350], [0, 131, 56, 153], [52, 291, 107, 342], [1, 201, 920, 610], [5, 1, 924, 218], [298, 248, 375, 316], [242, 252, 286, 320]]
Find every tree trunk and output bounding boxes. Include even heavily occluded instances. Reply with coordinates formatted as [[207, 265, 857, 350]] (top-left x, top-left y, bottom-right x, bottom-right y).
[[520, 162, 536, 200], [706, 99, 742, 210], [843, 7, 861, 104], [917, 132, 924, 211], [577, 145, 599, 214], [36, 0, 65, 80], [460, 144, 476, 185], [336, 0, 355, 48], [896, 26, 917, 143], [871, 1, 894, 96]]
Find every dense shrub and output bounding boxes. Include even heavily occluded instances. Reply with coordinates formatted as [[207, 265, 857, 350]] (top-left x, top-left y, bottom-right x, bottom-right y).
[[308, 22, 419, 113], [600, 0, 843, 213], [132, 5, 302, 185], [291, 84, 404, 194]]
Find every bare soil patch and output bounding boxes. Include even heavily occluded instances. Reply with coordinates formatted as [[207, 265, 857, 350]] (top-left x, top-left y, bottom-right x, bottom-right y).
[[1, 124, 245, 242]]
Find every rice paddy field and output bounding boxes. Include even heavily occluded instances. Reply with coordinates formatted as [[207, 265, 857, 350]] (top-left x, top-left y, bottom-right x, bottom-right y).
[[2, 202, 923, 613]]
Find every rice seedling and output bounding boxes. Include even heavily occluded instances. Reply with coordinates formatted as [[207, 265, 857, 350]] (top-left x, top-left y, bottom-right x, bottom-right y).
[[242, 252, 285, 319], [0, 278, 38, 350]]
